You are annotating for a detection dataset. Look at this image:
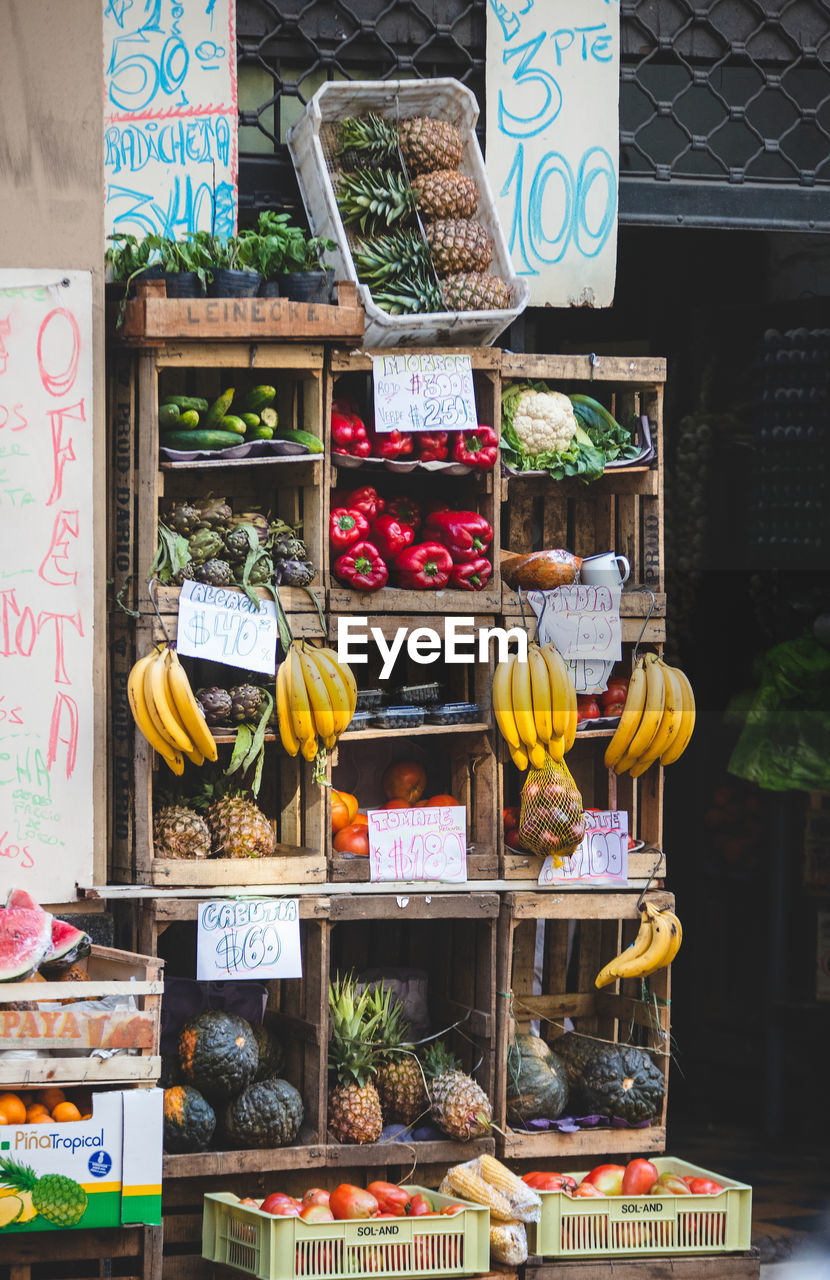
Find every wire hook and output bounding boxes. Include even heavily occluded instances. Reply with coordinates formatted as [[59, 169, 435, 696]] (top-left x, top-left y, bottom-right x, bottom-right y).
[[636, 846, 664, 911], [147, 578, 174, 647], [632, 587, 656, 662]]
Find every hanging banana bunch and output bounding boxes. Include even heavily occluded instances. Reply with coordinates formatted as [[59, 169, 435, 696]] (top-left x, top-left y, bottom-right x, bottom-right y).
[[604, 653, 695, 776], [594, 901, 683, 987], [127, 644, 219, 773], [493, 642, 577, 771], [276, 641, 357, 763]]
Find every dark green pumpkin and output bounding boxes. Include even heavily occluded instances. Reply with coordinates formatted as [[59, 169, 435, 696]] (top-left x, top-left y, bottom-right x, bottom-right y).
[[252, 1022, 286, 1082], [163, 1085, 216, 1153], [555, 1033, 664, 1123], [222, 1078, 304, 1149], [177, 1010, 259, 1102], [506, 1033, 569, 1123]]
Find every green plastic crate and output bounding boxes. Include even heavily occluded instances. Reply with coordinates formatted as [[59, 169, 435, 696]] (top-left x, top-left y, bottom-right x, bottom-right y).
[[202, 1185, 490, 1280], [526, 1158, 752, 1259]]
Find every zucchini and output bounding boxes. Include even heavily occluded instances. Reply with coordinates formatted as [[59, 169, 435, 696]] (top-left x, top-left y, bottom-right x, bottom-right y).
[[158, 403, 181, 431], [259, 407, 279, 430], [161, 429, 243, 451], [247, 425, 274, 440], [277, 428, 324, 454], [236, 384, 276, 414], [204, 387, 235, 428], [160, 395, 210, 414], [240, 413, 261, 431], [218, 415, 247, 436], [178, 410, 201, 430]]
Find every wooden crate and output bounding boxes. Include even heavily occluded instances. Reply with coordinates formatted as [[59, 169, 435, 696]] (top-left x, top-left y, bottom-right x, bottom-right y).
[[326, 347, 503, 613], [325, 892, 499, 1169], [501, 591, 667, 646], [501, 354, 665, 599], [0, 945, 162, 1085], [524, 1253, 760, 1280], [123, 617, 327, 888], [326, 614, 499, 882], [116, 340, 327, 617], [108, 350, 138, 613], [495, 891, 672, 1162], [0, 1224, 162, 1280], [116, 277, 364, 344]]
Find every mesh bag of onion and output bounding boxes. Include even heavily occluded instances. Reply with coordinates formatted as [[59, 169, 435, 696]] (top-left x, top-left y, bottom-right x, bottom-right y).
[[518, 757, 585, 864]]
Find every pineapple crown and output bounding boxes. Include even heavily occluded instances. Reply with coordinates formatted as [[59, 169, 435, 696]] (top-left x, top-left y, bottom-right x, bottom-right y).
[[0, 1156, 38, 1194], [421, 1039, 463, 1080], [363, 982, 413, 1063], [337, 113, 399, 164], [328, 973, 381, 1087]]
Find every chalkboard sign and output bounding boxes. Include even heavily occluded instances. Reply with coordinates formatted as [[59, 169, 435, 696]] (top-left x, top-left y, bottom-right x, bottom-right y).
[[0, 271, 95, 903], [485, 0, 620, 307], [104, 0, 238, 240]]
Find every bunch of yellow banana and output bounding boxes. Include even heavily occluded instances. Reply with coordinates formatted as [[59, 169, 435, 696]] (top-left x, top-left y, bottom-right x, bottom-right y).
[[603, 653, 695, 777], [493, 643, 578, 771], [276, 641, 356, 762], [594, 901, 683, 988], [127, 645, 219, 774]]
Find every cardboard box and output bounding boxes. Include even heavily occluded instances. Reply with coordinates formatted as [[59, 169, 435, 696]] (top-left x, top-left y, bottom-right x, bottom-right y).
[[0, 1088, 162, 1232]]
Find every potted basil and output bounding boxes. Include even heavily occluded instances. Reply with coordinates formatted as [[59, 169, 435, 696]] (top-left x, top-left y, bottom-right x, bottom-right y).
[[278, 233, 338, 304], [235, 213, 307, 297], [105, 233, 163, 324], [144, 232, 212, 297], [208, 235, 262, 296]]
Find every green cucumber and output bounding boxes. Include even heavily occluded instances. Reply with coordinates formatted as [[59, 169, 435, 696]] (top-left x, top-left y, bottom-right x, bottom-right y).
[[178, 410, 201, 430], [259, 407, 279, 430], [236, 384, 276, 414], [160, 395, 210, 414], [277, 428, 324, 453], [218, 415, 247, 436], [204, 387, 235, 428], [161, 429, 243, 451], [158, 403, 181, 431], [247, 425, 274, 440], [240, 413, 262, 431]]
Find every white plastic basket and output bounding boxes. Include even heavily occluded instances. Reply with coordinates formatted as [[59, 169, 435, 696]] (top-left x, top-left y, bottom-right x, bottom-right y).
[[287, 79, 529, 347]]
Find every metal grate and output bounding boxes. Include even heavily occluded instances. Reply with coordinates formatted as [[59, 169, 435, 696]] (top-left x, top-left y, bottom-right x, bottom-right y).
[[237, 0, 830, 230]]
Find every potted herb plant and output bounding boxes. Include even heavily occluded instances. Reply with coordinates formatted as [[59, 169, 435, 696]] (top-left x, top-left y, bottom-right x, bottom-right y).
[[208, 235, 262, 297], [278, 233, 338, 304], [144, 232, 213, 297], [236, 212, 308, 297]]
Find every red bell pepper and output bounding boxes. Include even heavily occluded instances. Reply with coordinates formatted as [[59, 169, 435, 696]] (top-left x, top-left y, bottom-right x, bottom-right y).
[[451, 425, 499, 470], [330, 507, 369, 550], [449, 557, 492, 591], [350, 437, 372, 457], [370, 514, 415, 561], [369, 429, 413, 458], [334, 541, 389, 592], [366, 1182, 412, 1216], [395, 542, 453, 590], [385, 496, 422, 533], [424, 510, 493, 563], [331, 486, 385, 523], [418, 431, 449, 462]]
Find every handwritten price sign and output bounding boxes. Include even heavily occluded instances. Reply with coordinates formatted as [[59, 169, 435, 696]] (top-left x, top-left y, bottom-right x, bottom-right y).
[[368, 806, 467, 883], [539, 810, 628, 886], [372, 354, 478, 433], [197, 899, 302, 981], [529, 585, 622, 661], [176, 581, 279, 675]]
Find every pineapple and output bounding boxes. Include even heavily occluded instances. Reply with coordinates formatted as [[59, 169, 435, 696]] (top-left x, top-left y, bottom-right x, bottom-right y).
[[337, 113, 463, 175], [422, 1041, 492, 1141], [368, 984, 428, 1127], [353, 232, 431, 287], [337, 168, 478, 236], [411, 170, 479, 221], [0, 1157, 87, 1227], [426, 220, 493, 276], [327, 975, 383, 1145], [371, 271, 444, 317], [442, 272, 513, 311], [153, 804, 212, 860], [208, 790, 276, 859]]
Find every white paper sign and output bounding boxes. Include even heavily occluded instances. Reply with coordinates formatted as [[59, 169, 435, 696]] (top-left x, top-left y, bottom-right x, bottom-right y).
[[372, 353, 478, 433], [197, 899, 302, 980], [176, 581, 278, 675], [0, 271, 95, 904], [528, 585, 622, 660], [539, 809, 628, 885], [368, 806, 467, 883], [104, 0, 238, 240], [486, 0, 620, 307]]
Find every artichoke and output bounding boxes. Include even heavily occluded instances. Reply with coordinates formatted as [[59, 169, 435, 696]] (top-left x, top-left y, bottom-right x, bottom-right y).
[[168, 503, 201, 537], [188, 528, 225, 566], [196, 497, 233, 531], [196, 687, 233, 725], [229, 685, 265, 725], [195, 558, 233, 586], [223, 527, 253, 565], [232, 512, 271, 545], [247, 555, 274, 586], [279, 558, 315, 587], [274, 532, 307, 562], [171, 561, 195, 586]]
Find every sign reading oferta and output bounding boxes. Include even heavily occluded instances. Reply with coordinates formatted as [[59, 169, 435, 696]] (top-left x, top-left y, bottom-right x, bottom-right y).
[[485, 0, 620, 307]]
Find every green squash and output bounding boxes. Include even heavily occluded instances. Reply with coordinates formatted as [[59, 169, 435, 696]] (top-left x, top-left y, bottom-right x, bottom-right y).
[[163, 1085, 216, 1153], [506, 1033, 569, 1124], [222, 1078, 304, 1149], [252, 1022, 286, 1082], [177, 1010, 259, 1103], [555, 1033, 664, 1123]]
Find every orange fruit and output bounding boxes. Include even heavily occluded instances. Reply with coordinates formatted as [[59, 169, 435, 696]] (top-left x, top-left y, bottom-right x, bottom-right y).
[[0, 1094, 26, 1124], [26, 1105, 49, 1122], [0, 1111, 8, 1127], [52, 1101, 82, 1123], [352, 813, 368, 826], [28, 1113, 52, 1124], [39, 1088, 66, 1110]]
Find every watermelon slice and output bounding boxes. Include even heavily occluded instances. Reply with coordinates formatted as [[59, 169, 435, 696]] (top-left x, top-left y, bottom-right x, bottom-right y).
[[5, 888, 40, 913], [40, 917, 92, 974], [0, 906, 53, 980]]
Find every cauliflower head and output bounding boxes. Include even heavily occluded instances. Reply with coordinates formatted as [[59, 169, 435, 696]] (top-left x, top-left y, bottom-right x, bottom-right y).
[[511, 389, 577, 458]]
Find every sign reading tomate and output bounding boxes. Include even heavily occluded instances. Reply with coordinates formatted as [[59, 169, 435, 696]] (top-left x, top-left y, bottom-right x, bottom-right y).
[[0, 272, 95, 903]]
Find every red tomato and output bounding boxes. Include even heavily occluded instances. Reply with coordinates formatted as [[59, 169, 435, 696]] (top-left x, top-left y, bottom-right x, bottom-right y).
[[686, 1178, 724, 1195], [407, 1193, 433, 1217], [522, 1172, 578, 1193], [333, 823, 370, 856], [603, 700, 626, 718], [261, 1194, 301, 1216], [382, 799, 411, 810], [572, 1181, 605, 1198], [577, 696, 601, 720], [329, 1185, 379, 1220], [301, 1188, 331, 1207], [366, 1182, 411, 1215], [416, 795, 458, 808], [601, 677, 629, 708], [503, 806, 521, 829], [583, 1164, 626, 1195], [239, 1197, 260, 1207], [300, 1204, 335, 1222], [622, 1160, 659, 1196], [440, 1204, 465, 1215]]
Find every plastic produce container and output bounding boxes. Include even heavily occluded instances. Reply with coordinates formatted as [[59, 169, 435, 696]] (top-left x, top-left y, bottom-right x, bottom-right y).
[[286, 79, 529, 347], [355, 688, 386, 711], [397, 683, 444, 706], [202, 1185, 490, 1280], [425, 703, 480, 725], [370, 706, 426, 730], [346, 711, 373, 732], [526, 1159, 752, 1260]]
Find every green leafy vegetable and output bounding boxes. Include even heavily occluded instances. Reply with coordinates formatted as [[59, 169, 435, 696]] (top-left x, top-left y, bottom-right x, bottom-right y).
[[501, 381, 640, 483]]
